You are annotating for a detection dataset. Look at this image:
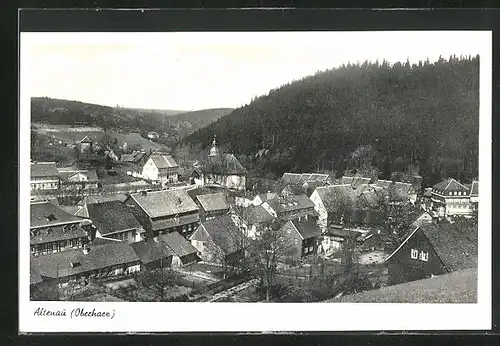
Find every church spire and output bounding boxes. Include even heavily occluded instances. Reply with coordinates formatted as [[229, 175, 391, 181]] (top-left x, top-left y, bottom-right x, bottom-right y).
[[209, 135, 218, 157]]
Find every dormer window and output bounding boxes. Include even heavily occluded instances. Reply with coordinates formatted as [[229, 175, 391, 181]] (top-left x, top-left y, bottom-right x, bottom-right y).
[[46, 227, 53, 235]]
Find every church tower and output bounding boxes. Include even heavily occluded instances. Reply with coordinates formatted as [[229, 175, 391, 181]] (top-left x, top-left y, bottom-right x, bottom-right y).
[[209, 135, 218, 157]]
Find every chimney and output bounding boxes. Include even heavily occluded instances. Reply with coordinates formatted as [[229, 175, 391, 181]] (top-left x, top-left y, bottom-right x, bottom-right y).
[[141, 190, 147, 196]]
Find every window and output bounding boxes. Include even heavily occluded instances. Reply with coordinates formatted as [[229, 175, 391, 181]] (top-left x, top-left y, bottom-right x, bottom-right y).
[[419, 251, 429, 262], [410, 249, 418, 259], [293, 238, 299, 245]]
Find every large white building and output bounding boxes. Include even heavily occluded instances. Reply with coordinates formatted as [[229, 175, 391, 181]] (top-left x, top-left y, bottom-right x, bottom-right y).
[[431, 178, 473, 218], [142, 154, 180, 186]]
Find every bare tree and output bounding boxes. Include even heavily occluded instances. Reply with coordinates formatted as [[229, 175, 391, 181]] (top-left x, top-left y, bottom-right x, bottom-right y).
[[246, 218, 290, 302], [136, 247, 178, 301]]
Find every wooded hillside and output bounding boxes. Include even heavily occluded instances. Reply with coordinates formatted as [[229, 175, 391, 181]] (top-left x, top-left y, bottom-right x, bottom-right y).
[[183, 56, 480, 186]]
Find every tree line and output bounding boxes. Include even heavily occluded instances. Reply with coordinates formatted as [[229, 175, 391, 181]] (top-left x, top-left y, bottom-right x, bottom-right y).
[[182, 55, 479, 187]]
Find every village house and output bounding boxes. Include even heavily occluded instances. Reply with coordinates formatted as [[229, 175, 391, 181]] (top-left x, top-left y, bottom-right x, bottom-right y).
[[30, 201, 91, 256], [430, 178, 473, 218], [261, 194, 318, 222], [125, 189, 200, 238], [86, 201, 144, 243], [280, 173, 330, 197], [280, 219, 322, 259], [385, 221, 477, 285], [78, 136, 93, 153], [319, 226, 362, 258], [30, 162, 60, 192], [30, 240, 141, 284], [195, 193, 230, 221], [192, 137, 247, 191], [157, 232, 200, 267], [131, 237, 174, 271], [309, 184, 358, 230], [232, 204, 275, 239], [190, 215, 246, 266], [58, 169, 99, 192], [142, 154, 180, 186], [147, 131, 160, 140]]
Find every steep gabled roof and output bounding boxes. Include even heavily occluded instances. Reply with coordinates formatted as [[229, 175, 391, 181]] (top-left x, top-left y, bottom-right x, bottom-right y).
[[433, 178, 469, 192], [131, 189, 198, 219], [281, 173, 302, 185], [421, 223, 477, 272], [341, 176, 372, 188], [80, 136, 93, 143], [159, 232, 198, 257], [149, 154, 178, 169], [131, 239, 173, 264], [196, 193, 229, 212], [86, 201, 141, 236], [79, 193, 128, 206], [31, 162, 60, 178], [194, 216, 241, 255], [289, 219, 321, 239], [205, 153, 246, 175], [239, 205, 275, 225]]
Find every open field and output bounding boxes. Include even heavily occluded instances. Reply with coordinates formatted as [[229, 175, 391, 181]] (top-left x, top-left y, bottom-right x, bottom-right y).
[[33, 123, 169, 152]]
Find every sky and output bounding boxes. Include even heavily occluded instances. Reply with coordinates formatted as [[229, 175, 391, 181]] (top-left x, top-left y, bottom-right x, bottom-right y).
[[21, 31, 487, 111]]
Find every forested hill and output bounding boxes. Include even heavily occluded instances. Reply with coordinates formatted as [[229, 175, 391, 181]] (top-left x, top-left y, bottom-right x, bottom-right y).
[[182, 56, 479, 186]]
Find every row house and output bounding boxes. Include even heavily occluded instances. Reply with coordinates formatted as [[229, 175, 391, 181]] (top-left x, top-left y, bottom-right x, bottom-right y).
[[30, 202, 91, 256], [125, 189, 200, 238], [30, 240, 141, 284], [30, 162, 60, 192], [86, 201, 144, 243]]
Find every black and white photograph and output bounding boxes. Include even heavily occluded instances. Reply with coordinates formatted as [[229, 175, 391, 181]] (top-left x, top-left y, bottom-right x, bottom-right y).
[[19, 28, 492, 332]]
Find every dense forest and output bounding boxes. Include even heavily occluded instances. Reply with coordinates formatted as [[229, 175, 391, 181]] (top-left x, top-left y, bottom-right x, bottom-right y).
[[182, 55, 480, 186], [31, 97, 232, 140]]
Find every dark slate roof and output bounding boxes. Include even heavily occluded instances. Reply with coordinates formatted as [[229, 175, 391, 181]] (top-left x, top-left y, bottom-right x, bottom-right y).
[[159, 232, 198, 257], [196, 193, 229, 212], [358, 191, 380, 209], [470, 181, 479, 197], [131, 190, 199, 218], [332, 268, 477, 303], [433, 178, 469, 192], [281, 173, 329, 185], [30, 223, 88, 245], [313, 185, 358, 211], [205, 154, 246, 175], [421, 223, 478, 272], [265, 194, 315, 214], [121, 151, 146, 163], [31, 202, 85, 228], [30, 241, 140, 279], [86, 201, 141, 236], [131, 239, 173, 264], [31, 162, 60, 178], [240, 205, 275, 225], [150, 154, 178, 169], [324, 227, 362, 239], [195, 215, 241, 255], [290, 219, 321, 239]]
